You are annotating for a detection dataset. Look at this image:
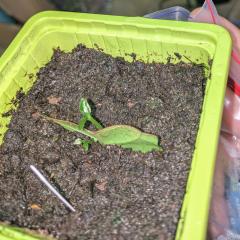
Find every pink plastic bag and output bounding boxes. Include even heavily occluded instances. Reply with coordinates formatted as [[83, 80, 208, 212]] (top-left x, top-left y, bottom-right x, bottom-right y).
[[222, 88, 240, 138], [190, 0, 240, 101], [190, 1, 240, 239], [208, 133, 240, 240]]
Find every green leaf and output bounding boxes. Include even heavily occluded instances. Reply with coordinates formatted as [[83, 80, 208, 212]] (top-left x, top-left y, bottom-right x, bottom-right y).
[[48, 117, 80, 132], [92, 125, 161, 153], [93, 125, 140, 144], [121, 135, 162, 153], [79, 98, 91, 115], [43, 116, 96, 140]]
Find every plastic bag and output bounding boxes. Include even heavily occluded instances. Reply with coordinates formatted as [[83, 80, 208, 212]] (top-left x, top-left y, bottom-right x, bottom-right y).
[[209, 133, 240, 240], [144, 6, 190, 21], [190, 0, 240, 102], [190, 0, 240, 137], [189, 1, 240, 239], [207, 133, 239, 239]]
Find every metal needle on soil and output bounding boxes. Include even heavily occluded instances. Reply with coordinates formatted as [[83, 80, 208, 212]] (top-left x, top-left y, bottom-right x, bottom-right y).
[[30, 165, 76, 213]]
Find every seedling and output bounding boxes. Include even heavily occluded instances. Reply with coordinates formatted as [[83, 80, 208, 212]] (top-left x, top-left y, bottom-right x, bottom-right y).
[[78, 98, 103, 130], [44, 98, 162, 153], [74, 138, 92, 151]]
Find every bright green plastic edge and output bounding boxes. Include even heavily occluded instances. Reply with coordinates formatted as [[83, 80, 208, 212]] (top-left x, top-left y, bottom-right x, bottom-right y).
[[0, 11, 231, 240], [0, 223, 53, 240]]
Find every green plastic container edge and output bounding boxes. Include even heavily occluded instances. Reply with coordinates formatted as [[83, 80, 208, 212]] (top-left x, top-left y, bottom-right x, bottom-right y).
[[0, 224, 53, 240], [0, 11, 232, 240]]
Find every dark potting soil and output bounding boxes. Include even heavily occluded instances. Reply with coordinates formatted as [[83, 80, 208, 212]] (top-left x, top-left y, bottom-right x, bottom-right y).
[[0, 45, 206, 240]]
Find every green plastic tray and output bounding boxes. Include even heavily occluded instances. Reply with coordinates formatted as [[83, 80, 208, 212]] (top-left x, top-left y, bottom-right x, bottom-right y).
[[0, 11, 231, 240]]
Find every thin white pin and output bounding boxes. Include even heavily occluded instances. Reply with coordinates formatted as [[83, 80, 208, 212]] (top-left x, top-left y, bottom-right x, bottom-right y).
[[30, 165, 76, 213]]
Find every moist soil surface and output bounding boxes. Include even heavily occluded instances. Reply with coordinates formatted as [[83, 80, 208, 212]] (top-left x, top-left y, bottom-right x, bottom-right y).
[[0, 45, 206, 240]]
